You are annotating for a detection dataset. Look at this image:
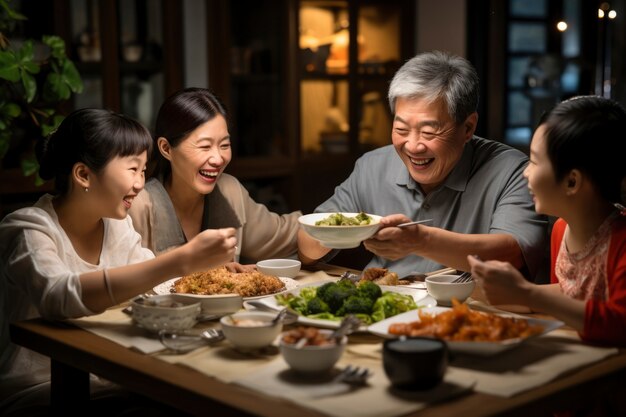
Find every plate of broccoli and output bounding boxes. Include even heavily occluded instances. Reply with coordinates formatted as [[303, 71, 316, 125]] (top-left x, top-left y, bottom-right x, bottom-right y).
[[248, 279, 435, 329]]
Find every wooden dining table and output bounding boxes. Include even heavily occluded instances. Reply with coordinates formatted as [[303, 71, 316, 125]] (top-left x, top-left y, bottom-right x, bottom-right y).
[[9, 268, 626, 417]]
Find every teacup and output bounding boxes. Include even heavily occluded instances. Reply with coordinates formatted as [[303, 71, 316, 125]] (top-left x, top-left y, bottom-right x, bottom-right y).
[[382, 337, 448, 390]]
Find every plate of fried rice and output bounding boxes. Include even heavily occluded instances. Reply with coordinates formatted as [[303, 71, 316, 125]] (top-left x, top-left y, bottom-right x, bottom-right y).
[[153, 267, 298, 301]]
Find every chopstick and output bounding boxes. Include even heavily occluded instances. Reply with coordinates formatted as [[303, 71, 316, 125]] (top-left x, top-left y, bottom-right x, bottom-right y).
[[425, 267, 457, 276], [396, 219, 433, 228]]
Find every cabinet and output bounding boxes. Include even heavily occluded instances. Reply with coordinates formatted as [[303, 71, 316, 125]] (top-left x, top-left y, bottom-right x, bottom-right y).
[[208, 0, 415, 214], [57, 0, 184, 129], [0, 0, 183, 216]]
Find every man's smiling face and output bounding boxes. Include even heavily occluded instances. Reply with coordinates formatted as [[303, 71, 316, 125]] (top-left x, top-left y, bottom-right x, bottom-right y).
[[391, 97, 476, 194]]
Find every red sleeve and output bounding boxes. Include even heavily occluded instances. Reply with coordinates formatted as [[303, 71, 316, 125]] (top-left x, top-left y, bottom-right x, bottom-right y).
[[581, 217, 626, 347], [550, 218, 567, 284]]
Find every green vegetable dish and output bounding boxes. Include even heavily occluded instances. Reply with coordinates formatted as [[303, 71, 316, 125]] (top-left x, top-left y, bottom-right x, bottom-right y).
[[275, 280, 418, 325], [315, 212, 373, 226]]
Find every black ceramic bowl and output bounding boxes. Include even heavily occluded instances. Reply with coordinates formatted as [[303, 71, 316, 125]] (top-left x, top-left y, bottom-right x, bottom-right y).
[[382, 337, 448, 390]]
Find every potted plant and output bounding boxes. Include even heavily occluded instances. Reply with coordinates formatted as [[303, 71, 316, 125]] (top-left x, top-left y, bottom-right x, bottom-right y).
[[0, 0, 83, 185]]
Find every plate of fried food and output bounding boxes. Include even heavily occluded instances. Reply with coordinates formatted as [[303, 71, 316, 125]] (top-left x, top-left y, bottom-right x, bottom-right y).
[[153, 267, 298, 302], [368, 301, 564, 355]]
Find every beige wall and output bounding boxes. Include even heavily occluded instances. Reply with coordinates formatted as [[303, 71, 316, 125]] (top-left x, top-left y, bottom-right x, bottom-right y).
[[416, 0, 466, 57]]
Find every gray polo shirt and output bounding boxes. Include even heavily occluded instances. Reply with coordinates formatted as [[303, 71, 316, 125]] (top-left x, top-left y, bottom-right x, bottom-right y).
[[316, 137, 549, 281]]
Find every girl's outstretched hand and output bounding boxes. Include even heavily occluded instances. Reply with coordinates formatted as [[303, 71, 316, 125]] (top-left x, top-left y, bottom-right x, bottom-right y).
[[183, 227, 238, 274], [224, 262, 256, 273], [467, 255, 533, 308]]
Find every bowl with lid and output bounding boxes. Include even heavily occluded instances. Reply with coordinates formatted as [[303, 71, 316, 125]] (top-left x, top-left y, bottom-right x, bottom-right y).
[[131, 294, 201, 333], [383, 337, 449, 390]]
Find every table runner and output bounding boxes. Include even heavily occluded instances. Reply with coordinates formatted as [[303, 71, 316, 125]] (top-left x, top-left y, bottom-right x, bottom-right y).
[[70, 270, 619, 416]]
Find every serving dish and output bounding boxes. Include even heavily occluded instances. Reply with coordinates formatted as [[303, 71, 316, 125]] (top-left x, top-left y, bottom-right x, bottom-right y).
[[298, 212, 382, 249], [153, 276, 298, 302], [246, 281, 435, 331], [368, 306, 564, 355]]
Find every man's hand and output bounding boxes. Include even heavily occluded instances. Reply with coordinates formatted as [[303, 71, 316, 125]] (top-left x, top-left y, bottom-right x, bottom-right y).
[[364, 214, 427, 260]]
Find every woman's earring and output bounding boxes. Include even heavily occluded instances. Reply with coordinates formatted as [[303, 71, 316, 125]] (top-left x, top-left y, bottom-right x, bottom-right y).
[[84, 187, 89, 192]]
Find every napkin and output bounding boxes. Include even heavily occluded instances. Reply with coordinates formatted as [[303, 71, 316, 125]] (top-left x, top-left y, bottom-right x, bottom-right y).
[[345, 331, 618, 398], [234, 355, 475, 417], [449, 329, 618, 397], [70, 307, 165, 354]]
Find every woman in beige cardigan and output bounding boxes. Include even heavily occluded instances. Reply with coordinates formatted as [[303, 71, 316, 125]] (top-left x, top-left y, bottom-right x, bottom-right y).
[[129, 88, 301, 270]]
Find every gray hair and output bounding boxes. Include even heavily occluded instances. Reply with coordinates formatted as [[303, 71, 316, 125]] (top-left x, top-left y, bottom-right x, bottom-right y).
[[388, 51, 479, 124]]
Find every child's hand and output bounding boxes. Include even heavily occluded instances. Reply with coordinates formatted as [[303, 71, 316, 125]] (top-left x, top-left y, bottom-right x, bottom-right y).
[[467, 255, 533, 308], [183, 228, 237, 273]]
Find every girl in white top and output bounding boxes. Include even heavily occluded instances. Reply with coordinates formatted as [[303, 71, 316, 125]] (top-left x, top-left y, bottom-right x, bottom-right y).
[[0, 109, 237, 409]]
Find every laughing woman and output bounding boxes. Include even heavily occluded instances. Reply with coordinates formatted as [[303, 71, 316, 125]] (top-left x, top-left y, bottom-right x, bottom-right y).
[[129, 88, 301, 270]]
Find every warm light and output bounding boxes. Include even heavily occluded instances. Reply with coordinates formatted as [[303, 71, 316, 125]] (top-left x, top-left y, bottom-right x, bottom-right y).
[[598, 9, 605, 18], [608, 10, 617, 19], [556, 21, 568, 31]]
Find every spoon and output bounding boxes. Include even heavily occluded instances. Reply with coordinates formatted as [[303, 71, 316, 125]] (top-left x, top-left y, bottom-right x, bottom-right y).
[[159, 328, 224, 353], [329, 315, 361, 342], [245, 300, 299, 324], [271, 308, 287, 326]]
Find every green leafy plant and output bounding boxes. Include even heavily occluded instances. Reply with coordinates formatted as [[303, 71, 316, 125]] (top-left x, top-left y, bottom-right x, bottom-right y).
[[0, 0, 83, 181]]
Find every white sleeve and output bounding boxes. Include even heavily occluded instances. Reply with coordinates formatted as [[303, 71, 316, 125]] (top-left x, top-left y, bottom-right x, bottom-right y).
[[1, 213, 94, 319]]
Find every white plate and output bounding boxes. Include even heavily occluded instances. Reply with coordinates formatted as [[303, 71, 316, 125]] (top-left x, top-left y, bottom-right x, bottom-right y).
[[153, 277, 298, 301], [367, 306, 564, 355], [245, 280, 436, 330]]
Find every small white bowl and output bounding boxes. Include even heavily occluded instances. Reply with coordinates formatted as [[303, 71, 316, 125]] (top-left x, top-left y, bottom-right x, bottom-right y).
[[220, 311, 282, 350], [425, 274, 475, 306], [279, 329, 347, 374], [298, 212, 382, 249], [132, 294, 201, 333], [256, 259, 302, 278]]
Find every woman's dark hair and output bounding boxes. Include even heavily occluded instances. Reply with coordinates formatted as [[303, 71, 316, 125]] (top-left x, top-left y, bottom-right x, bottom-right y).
[[540, 95, 626, 205], [35, 108, 153, 195], [152, 88, 228, 179]]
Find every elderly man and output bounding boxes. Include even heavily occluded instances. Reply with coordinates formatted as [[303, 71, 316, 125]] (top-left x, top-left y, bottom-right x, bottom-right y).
[[298, 51, 548, 281]]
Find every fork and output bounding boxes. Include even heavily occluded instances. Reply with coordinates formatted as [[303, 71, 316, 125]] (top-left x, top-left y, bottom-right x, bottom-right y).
[[336, 365, 371, 385], [452, 271, 473, 283]]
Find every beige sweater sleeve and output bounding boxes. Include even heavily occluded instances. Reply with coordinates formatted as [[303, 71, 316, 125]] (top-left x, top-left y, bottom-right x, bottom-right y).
[[218, 174, 301, 262]]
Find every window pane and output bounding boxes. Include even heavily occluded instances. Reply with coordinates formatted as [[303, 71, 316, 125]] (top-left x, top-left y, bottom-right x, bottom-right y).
[[508, 91, 531, 125], [508, 56, 531, 87], [508, 23, 546, 53], [301, 80, 349, 154], [561, 62, 580, 93], [300, 2, 349, 75], [358, 4, 400, 76], [505, 127, 532, 146], [509, 0, 547, 18]]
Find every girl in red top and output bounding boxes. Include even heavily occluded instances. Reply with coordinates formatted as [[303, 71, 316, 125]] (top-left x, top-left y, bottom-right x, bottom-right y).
[[468, 95, 626, 347]]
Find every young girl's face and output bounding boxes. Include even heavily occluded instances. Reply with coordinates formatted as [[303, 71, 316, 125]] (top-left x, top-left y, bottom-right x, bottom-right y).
[[91, 151, 148, 219], [167, 115, 232, 196], [523, 125, 565, 217]]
